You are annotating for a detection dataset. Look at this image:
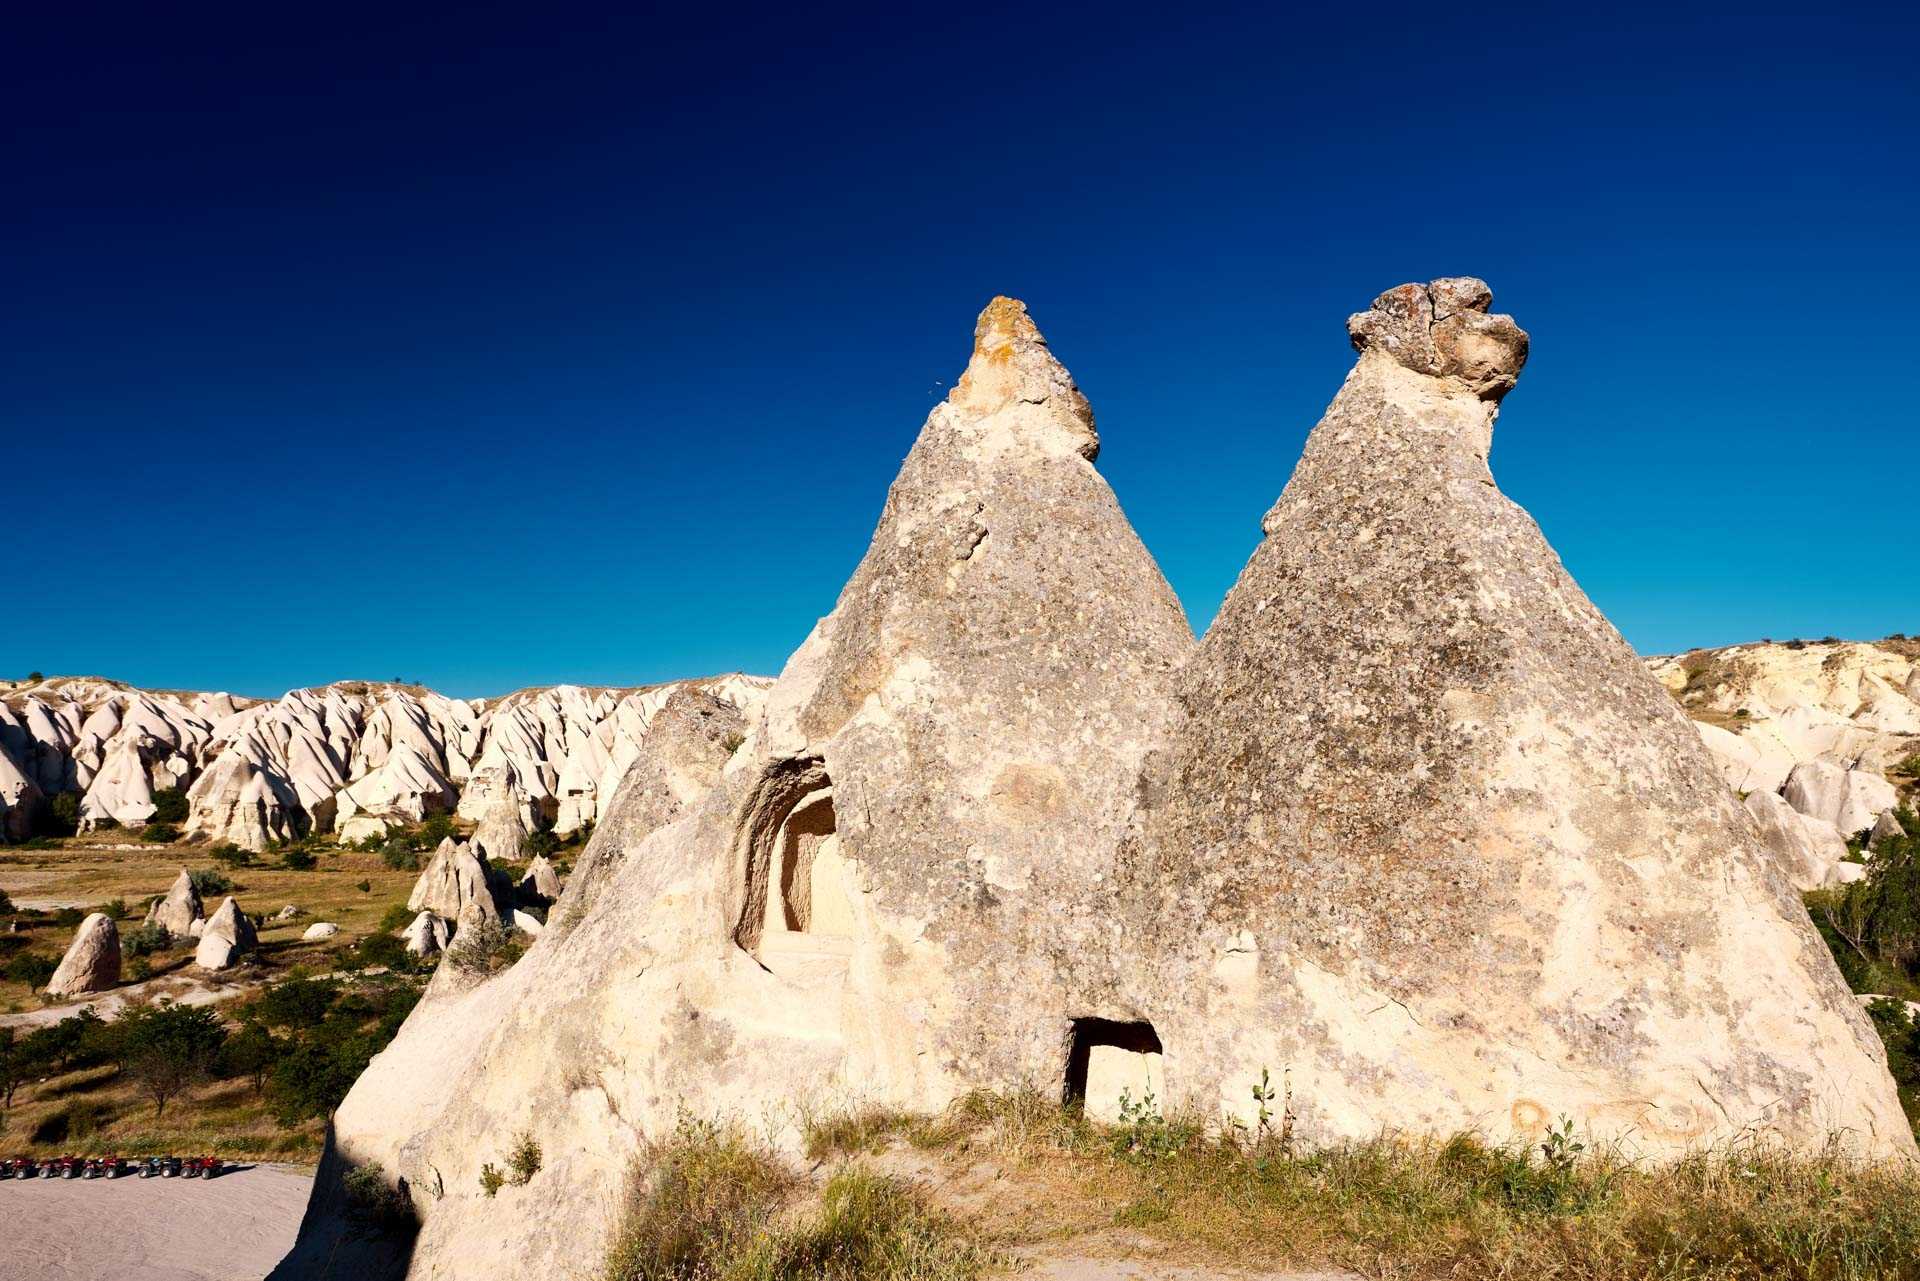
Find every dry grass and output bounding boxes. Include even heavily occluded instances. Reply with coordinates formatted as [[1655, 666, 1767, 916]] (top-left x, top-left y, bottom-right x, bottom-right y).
[[0, 1063, 324, 1160], [798, 1091, 1920, 1281], [0, 835, 419, 1011], [606, 1115, 996, 1281]]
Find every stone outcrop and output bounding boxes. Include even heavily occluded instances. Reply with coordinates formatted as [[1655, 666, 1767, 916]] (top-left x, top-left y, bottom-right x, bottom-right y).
[[274, 287, 1918, 1281], [144, 869, 204, 937], [401, 911, 450, 957], [302, 922, 340, 941], [517, 855, 560, 903], [45, 912, 120, 997], [195, 896, 258, 969], [406, 838, 508, 925], [1743, 790, 1851, 890], [1783, 760, 1899, 837]]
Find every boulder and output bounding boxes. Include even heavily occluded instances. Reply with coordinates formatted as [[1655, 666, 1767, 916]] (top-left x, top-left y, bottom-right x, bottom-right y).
[[274, 905, 302, 921], [143, 868, 203, 937], [517, 855, 561, 903], [302, 922, 340, 942], [1827, 860, 1870, 885], [401, 911, 450, 957], [469, 800, 529, 863], [202, 896, 258, 953], [510, 909, 545, 936], [1743, 790, 1848, 890], [195, 931, 239, 971], [44, 913, 120, 996], [1869, 809, 1908, 851], [1783, 760, 1898, 835]]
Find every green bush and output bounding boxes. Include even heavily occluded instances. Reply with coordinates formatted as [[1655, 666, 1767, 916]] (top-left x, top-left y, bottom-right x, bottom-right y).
[[354, 933, 411, 972], [418, 814, 457, 845], [3, 953, 57, 988], [0, 888, 12, 916], [122, 922, 175, 958], [52, 907, 84, 928], [37, 793, 80, 838], [188, 868, 234, 898], [447, 919, 522, 977], [506, 1132, 542, 1184], [115, 1002, 228, 1116], [342, 1161, 415, 1230], [149, 788, 189, 824], [263, 978, 421, 1123], [377, 903, 414, 933], [139, 823, 181, 844], [209, 843, 254, 869], [282, 847, 318, 871]]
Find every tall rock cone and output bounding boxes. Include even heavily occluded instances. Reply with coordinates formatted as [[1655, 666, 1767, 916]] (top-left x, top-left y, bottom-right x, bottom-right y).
[[1127, 279, 1914, 1158], [274, 299, 1194, 1280]]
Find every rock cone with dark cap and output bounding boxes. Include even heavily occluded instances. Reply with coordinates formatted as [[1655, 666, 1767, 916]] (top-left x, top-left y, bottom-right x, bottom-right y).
[[1126, 277, 1912, 1158]]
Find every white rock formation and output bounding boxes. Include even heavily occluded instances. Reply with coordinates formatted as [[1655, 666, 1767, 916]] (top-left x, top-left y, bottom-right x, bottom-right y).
[[1783, 760, 1898, 836], [143, 869, 204, 937], [517, 855, 561, 903], [1743, 790, 1849, 891], [302, 922, 340, 942], [2, 675, 772, 852], [196, 896, 258, 971], [1869, 809, 1908, 851], [406, 839, 507, 924], [195, 932, 240, 971], [401, 912, 450, 957], [509, 909, 545, 936], [45, 913, 120, 997]]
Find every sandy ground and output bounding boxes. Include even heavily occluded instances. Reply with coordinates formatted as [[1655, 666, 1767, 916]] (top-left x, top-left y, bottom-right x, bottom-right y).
[[3, 1162, 312, 1280]]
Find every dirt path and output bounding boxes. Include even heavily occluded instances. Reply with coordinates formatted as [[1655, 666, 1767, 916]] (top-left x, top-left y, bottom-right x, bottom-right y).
[[3, 1162, 312, 1280]]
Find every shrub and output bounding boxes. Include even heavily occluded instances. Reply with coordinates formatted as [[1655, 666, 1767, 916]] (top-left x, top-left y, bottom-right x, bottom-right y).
[[506, 1132, 542, 1184], [418, 814, 457, 846], [282, 847, 318, 871], [38, 793, 80, 837], [0, 888, 12, 916], [3, 953, 57, 988], [377, 903, 414, 933], [122, 922, 174, 958], [343, 1161, 415, 1230], [149, 788, 189, 824], [188, 868, 234, 898], [355, 933, 411, 971], [447, 919, 522, 977], [356, 879, 372, 893], [379, 836, 421, 872], [219, 1024, 284, 1095], [479, 1162, 506, 1197], [52, 907, 84, 928], [209, 843, 254, 869], [139, 823, 181, 844]]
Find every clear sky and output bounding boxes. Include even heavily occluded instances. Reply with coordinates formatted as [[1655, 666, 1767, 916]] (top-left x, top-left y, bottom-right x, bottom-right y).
[[5, 2, 1915, 698]]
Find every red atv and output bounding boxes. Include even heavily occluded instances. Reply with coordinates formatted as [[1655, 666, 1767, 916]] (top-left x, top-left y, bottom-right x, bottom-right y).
[[56, 1155, 80, 1179]]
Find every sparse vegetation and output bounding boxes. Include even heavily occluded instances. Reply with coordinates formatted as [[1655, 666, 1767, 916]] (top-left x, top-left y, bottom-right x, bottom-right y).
[[507, 1130, 543, 1183], [605, 1115, 991, 1281], [784, 1089, 1920, 1281], [187, 867, 235, 898], [343, 1161, 416, 1230], [139, 822, 181, 844], [208, 842, 254, 869], [115, 1001, 228, 1116], [149, 788, 189, 824], [447, 918, 522, 976]]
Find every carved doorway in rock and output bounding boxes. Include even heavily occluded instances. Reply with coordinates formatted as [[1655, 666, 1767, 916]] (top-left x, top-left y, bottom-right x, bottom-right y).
[[734, 758, 856, 965], [1064, 1018, 1164, 1123]]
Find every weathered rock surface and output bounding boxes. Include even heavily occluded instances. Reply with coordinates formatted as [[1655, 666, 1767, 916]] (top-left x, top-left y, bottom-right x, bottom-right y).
[[1123, 278, 1909, 1162], [302, 922, 340, 942], [45, 913, 120, 997], [1743, 790, 1849, 891], [194, 932, 239, 971], [199, 897, 258, 965], [144, 869, 204, 937], [278, 295, 1197, 1279]]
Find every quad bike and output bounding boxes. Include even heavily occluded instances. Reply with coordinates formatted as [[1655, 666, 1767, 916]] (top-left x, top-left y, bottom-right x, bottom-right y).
[[141, 1157, 164, 1178], [162, 1156, 182, 1178], [58, 1156, 80, 1179]]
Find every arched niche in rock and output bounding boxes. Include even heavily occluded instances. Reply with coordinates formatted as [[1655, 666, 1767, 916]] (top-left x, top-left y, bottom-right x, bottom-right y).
[[731, 757, 856, 960]]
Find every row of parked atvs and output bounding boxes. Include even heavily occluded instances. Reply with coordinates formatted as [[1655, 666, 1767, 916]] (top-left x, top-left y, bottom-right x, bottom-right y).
[[1, 1156, 226, 1179]]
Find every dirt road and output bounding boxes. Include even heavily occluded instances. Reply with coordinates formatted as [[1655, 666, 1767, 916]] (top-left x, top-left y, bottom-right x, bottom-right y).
[[2, 1162, 311, 1280]]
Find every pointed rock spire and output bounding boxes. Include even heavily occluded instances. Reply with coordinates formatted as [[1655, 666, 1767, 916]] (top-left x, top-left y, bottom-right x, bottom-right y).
[[944, 295, 1098, 459], [1132, 277, 1914, 1158]]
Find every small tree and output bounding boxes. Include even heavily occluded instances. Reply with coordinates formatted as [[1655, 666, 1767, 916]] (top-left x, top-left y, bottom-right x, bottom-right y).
[[139, 823, 182, 844], [0, 888, 13, 916], [0, 1027, 26, 1110], [220, 1024, 283, 1096], [115, 1002, 228, 1116], [282, 847, 318, 871], [188, 868, 234, 898], [149, 789, 189, 824]]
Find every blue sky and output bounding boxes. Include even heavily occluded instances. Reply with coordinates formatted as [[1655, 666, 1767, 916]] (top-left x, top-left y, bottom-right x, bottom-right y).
[[5, 2, 1915, 698]]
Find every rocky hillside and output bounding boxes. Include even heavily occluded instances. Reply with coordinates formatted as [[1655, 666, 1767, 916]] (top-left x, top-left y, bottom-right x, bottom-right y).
[[0, 673, 771, 853], [1649, 637, 1919, 888]]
